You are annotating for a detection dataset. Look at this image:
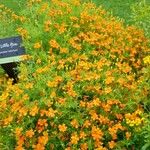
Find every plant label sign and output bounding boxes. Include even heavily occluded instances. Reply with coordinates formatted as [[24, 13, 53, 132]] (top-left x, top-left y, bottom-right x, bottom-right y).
[[0, 36, 26, 64]]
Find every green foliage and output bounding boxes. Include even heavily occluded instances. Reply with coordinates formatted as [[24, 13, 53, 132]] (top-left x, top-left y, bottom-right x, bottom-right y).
[[130, 0, 150, 37], [92, 0, 139, 23]]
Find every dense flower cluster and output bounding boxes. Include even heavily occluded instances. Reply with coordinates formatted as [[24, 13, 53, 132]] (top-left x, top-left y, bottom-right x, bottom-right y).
[[0, 0, 150, 150]]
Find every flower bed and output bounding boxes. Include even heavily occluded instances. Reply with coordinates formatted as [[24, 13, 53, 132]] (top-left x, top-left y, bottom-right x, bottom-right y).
[[0, 0, 150, 149]]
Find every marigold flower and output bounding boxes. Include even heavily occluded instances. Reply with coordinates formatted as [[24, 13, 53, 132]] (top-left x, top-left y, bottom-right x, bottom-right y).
[[49, 39, 60, 49], [108, 141, 116, 149], [105, 76, 114, 85], [29, 105, 39, 116], [91, 126, 103, 140], [58, 124, 67, 132], [80, 131, 86, 139], [37, 119, 48, 127], [71, 119, 79, 128], [70, 133, 79, 145], [32, 143, 45, 150], [143, 55, 150, 65], [104, 87, 112, 94], [47, 81, 58, 88], [26, 129, 34, 138], [46, 108, 56, 118], [83, 120, 91, 128], [57, 98, 66, 105], [3, 116, 13, 126], [15, 127, 23, 137], [60, 47, 68, 54], [38, 131, 49, 145], [126, 132, 131, 140], [33, 42, 42, 49], [16, 27, 28, 38], [15, 145, 25, 150], [80, 143, 88, 150], [19, 107, 28, 117]]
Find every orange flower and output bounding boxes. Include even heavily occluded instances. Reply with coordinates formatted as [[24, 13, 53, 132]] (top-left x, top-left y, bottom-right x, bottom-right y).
[[92, 98, 101, 107], [80, 131, 86, 139], [29, 105, 39, 116], [16, 27, 28, 38], [26, 129, 34, 138], [19, 107, 28, 117], [46, 108, 56, 118], [108, 141, 116, 149], [60, 47, 68, 54], [102, 104, 111, 112], [58, 124, 67, 132], [44, 20, 51, 32], [57, 98, 66, 105], [126, 132, 131, 140], [99, 115, 110, 124], [32, 143, 45, 150], [94, 139, 103, 148], [58, 23, 66, 34], [80, 143, 88, 150], [104, 87, 112, 94], [83, 120, 91, 128], [105, 76, 114, 85], [15, 127, 23, 138], [15, 145, 25, 150], [80, 101, 86, 107], [38, 131, 49, 146], [89, 110, 99, 121], [33, 42, 41, 49], [49, 39, 60, 49], [70, 133, 79, 145], [71, 119, 79, 128], [37, 119, 48, 127], [91, 126, 103, 140], [16, 135, 25, 147], [3, 116, 13, 126]]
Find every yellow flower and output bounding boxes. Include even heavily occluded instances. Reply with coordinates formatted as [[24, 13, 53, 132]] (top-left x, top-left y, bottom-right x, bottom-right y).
[[125, 110, 143, 127], [143, 55, 150, 65], [33, 42, 42, 49]]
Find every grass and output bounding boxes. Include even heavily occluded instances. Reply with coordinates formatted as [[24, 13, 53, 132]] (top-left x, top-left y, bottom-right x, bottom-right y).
[[92, 0, 140, 23], [0, 0, 26, 12], [1, 0, 139, 23]]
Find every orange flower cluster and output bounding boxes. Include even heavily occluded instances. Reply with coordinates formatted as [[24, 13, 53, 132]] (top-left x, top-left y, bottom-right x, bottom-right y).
[[0, 0, 150, 149]]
